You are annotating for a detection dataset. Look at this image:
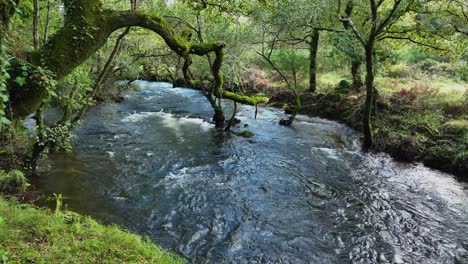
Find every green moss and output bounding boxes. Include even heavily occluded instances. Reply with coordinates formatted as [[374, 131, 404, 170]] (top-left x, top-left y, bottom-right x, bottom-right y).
[[0, 170, 29, 194], [0, 198, 183, 263], [235, 130, 255, 138], [222, 91, 269, 106], [440, 120, 468, 136]]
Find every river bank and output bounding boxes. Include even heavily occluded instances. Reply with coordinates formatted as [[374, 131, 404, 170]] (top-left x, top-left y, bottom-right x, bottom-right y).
[[1, 81, 467, 263], [264, 84, 467, 179], [0, 195, 182, 263], [0, 168, 182, 263]]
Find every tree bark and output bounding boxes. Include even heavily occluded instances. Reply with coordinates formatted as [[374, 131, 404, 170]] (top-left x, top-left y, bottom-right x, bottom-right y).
[[43, 0, 51, 42], [309, 29, 320, 93], [351, 61, 363, 90], [33, 0, 39, 50], [363, 43, 375, 149], [92, 27, 131, 96]]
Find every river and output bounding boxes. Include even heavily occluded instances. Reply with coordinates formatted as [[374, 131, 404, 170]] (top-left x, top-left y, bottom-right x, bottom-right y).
[[36, 81, 468, 263]]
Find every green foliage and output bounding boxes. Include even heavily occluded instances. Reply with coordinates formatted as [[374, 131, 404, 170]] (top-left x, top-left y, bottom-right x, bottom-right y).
[[269, 50, 309, 76], [56, 62, 94, 113], [33, 66, 58, 97], [385, 63, 411, 78], [0, 54, 11, 125], [441, 120, 468, 137], [0, 170, 29, 194], [335, 80, 351, 94], [45, 123, 75, 153], [1, 0, 466, 175], [329, 32, 363, 63], [0, 197, 183, 263]]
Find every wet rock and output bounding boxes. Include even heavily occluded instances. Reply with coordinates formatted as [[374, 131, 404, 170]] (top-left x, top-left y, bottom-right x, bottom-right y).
[[279, 119, 293, 126], [114, 96, 124, 103]]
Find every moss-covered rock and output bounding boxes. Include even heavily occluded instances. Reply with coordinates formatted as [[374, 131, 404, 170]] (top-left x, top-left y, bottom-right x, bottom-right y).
[[335, 80, 352, 94], [235, 130, 255, 138], [0, 170, 29, 194]]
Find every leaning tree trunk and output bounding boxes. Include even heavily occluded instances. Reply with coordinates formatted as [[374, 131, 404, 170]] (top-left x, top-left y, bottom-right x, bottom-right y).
[[308, 29, 320, 93], [5, 0, 267, 121], [92, 26, 131, 97]]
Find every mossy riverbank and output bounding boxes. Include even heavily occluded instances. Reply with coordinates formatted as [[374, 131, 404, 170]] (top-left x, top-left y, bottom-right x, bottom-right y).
[[0, 194, 182, 263], [267, 83, 467, 179]]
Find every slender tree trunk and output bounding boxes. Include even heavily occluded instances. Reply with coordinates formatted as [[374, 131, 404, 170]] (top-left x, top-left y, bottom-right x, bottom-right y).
[[92, 27, 131, 96], [182, 56, 194, 83], [225, 101, 237, 131], [309, 29, 320, 93], [351, 61, 363, 91], [43, 0, 51, 42], [213, 108, 225, 128], [33, 0, 39, 50], [363, 43, 374, 149], [31, 102, 46, 175]]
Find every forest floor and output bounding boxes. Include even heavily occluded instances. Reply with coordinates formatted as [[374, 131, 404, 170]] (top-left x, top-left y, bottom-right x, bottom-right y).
[[257, 71, 467, 179], [0, 196, 182, 263]]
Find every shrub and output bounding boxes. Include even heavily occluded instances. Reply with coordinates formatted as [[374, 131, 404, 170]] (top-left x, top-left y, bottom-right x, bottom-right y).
[[440, 120, 468, 136], [335, 80, 351, 94], [0, 170, 29, 194], [386, 63, 411, 78]]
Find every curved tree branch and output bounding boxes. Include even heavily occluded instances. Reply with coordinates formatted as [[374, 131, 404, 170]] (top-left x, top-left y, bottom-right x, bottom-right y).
[[7, 0, 268, 120]]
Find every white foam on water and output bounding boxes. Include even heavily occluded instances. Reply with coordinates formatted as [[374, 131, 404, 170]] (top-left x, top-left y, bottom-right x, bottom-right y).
[[311, 147, 341, 160], [122, 111, 213, 134], [178, 116, 213, 131], [154, 112, 214, 142], [121, 111, 159, 122]]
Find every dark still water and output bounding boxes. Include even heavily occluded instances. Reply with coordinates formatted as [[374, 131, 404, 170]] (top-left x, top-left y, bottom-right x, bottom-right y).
[[37, 81, 468, 263]]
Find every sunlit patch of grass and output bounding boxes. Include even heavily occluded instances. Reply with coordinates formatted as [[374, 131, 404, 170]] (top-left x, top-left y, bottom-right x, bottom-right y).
[[317, 72, 349, 93], [0, 198, 183, 264]]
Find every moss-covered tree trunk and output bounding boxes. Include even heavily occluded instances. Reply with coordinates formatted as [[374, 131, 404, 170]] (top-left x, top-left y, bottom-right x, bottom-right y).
[[6, 0, 267, 122], [7, 0, 221, 118], [351, 61, 363, 90]]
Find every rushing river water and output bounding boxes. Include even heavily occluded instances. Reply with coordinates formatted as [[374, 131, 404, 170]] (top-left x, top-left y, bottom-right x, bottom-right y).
[[36, 81, 468, 263]]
